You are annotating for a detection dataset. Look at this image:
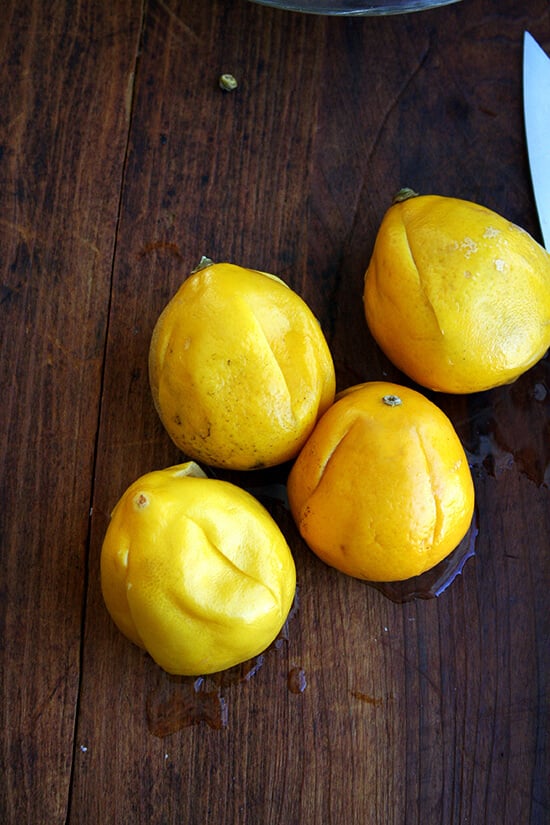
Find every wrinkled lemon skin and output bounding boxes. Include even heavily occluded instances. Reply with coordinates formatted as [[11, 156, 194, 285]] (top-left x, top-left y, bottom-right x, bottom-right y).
[[287, 382, 475, 582], [149, 262, 336, 470], [100, 463, 296, 675], [363, 195, 550, 393]]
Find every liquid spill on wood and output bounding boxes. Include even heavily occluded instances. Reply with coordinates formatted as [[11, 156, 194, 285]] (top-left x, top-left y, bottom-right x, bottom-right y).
[[464, 363, 549, 488], [367, 512, 478, 603], [287, 666, 307, 694], [146, 594, 299, 737], [351, 692, 387, 707], [147, 678, 229, 735]]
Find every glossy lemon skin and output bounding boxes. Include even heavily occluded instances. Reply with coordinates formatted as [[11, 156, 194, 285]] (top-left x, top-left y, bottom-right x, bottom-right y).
[[364, 195, 550, 393], [287, 382, 475, 582], [149, 262, 335, 470], [101, 463, 296, 675]]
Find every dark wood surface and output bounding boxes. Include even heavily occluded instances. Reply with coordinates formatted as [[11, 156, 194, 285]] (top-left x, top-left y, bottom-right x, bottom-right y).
[[1, 0, 549, 822]]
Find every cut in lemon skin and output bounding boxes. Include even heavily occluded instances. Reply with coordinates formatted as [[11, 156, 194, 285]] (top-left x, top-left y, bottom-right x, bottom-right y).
[[287, 382, 475, 582], [149, 262, 335, 470], [364, 193, 550, 393], [101, 462, 296, 675]]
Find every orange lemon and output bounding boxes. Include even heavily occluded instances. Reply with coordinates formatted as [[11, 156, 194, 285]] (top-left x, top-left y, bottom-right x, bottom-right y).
[[287, 382, 475, 582], [101, 462, 296, 675], [149, 261, 335, 470], [363, 191, 550, 393]]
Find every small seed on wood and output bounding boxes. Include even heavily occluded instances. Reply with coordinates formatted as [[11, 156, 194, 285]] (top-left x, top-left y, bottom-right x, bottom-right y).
[[219, 73, 238, 91]]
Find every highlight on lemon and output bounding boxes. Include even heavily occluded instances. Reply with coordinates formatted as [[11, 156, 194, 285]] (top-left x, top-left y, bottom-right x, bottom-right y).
[[100, 462, 296, 675], [287, 382, 475, 583], [149, 260, 335, 470], [363, 190, 550, 393]]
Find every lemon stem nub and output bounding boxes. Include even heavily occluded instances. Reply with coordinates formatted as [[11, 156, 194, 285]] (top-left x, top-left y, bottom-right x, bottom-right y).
[[382, 394, 402, 407], [172, 461, 208, 479], [392, 188, 419, 204], [191, 256, 214, 273]]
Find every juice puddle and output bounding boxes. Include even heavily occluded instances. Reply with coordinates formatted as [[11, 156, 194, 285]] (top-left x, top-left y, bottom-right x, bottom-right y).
[[287, 666, 307, 694], [147, 677, 229, 735], [146, 594, 299, 737], [366, 511, 478, 604], [461, 364, 549, 488]]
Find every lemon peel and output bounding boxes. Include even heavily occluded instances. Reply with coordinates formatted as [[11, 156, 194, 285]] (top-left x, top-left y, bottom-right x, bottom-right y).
[[287, 382, 475, 582], [364, 193, 550, 393], [101, 463, 296, 675], [149, 262, 335, 469]]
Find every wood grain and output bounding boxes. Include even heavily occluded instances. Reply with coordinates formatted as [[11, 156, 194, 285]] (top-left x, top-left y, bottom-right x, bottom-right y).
[[1, 0, 549, 822], [0, 1, 141, 820]]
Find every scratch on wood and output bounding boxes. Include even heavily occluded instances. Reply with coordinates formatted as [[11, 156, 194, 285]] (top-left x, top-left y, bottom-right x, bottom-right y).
[[155, 0, 200, 43], [26, 673, 68, 733], [78, 237, 100, 255], [125, 71, 135, 123], [0, 219, 100, 255], [0, 218, 42, 246]]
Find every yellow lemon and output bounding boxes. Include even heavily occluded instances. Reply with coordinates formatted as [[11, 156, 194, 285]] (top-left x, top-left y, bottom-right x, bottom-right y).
[[363, 191, 550, 393], [287, 382, 474, 582], [149, 261, 335, 470], [101, 462, 296, 675]]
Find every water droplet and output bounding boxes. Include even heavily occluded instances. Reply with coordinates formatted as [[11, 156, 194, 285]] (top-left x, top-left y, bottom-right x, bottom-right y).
[[287, 667, 307, 694]]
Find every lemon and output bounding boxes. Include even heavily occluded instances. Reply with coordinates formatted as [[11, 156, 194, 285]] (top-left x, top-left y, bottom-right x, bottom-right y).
[[364, 191, 550, 393], [101, 462, 296, 675], [287, 382, 475, 582], [149, 262, 335, 469]]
